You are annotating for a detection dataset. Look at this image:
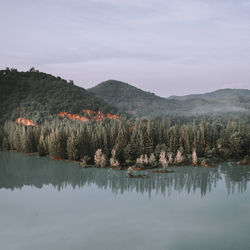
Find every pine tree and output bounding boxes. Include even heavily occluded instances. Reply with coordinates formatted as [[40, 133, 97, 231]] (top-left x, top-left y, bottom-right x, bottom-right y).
[[175, 150, 184, 164], [168, 153, 173, 165], [67, 132, 79, 161], [47, 128, 67, 159], [192, 149, 197, 165]]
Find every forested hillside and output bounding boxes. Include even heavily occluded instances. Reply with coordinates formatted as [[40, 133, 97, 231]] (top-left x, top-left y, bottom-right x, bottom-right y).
[[88, 80, 184, 117], [89, 80, 250, 117], [0, 68, 119, 124], [2, 69, 249, 123], [168, 88, 250, 101], [1, 69, 250, 167]]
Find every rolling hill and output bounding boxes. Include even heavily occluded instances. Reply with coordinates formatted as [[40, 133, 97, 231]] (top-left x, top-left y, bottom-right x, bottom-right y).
[[0, 69, 120, 124], [168, 88, 250, 101], [88, 80, 188, 117], [89, 80, 250, 117], [168, 89, 250, 114], [1, 69, 249, 123]]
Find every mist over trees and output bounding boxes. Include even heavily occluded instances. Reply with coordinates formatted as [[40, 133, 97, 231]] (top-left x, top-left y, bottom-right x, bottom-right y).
[[89, 80, 250, 118]]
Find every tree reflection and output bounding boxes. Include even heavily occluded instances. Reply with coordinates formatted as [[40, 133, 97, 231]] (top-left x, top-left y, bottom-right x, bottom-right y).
[[0, 152, 249, 197]]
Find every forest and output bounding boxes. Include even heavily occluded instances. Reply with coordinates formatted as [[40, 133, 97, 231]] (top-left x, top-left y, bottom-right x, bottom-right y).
[[89, 79, 250, 117], [1, 117, 250, 168], [1, 68, 250, 169], [0, 68, 120, 124]]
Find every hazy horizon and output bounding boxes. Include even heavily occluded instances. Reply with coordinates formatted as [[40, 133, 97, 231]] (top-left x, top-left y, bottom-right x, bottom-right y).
[[3, 67, 250, 98], [1, 0, 250, 96]]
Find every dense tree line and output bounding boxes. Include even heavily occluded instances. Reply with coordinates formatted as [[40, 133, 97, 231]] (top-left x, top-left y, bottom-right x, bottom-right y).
[[1, 117, 250, 167]]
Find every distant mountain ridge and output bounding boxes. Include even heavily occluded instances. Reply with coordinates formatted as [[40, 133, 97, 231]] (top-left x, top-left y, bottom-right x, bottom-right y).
[[89, 80, 250, 117], [168, 88, 250, 101], [1, 68, 249, 123]]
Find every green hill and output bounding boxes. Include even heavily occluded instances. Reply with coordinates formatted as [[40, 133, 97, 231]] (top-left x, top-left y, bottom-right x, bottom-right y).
[[1, 69, 249, 123], [0, 68, 119, 124], [168, 88, 250, 101], [89, 80, 250, 117], [168, 89, 250, 114], [88, 80, 185, 117]]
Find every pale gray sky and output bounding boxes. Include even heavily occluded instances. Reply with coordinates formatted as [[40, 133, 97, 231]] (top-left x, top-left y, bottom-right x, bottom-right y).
[[1, 0, 250, 96]]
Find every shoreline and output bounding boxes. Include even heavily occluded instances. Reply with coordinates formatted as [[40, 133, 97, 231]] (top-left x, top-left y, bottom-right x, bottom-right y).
[[2, 150, 246, 170]]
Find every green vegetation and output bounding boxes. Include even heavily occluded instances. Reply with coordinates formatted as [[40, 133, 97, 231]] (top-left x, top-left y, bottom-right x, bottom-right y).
[[1, 118, 250, 168], [89, 80, 250, 117], [1, 68, 250, 169], [89, 80, 182, 117], [0, 68, 119, 124], [169, 88, 250, 101]]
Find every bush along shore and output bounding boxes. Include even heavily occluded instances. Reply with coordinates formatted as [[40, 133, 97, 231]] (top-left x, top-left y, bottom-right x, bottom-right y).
[[0, 117, 250, 169]]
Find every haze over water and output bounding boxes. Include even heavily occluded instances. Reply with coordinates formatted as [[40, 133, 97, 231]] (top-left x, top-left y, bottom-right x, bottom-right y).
[[1, 151, 250, 250]]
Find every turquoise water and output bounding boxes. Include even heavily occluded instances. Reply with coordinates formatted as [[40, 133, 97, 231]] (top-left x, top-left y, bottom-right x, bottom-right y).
[[0, 151, 250, 250]]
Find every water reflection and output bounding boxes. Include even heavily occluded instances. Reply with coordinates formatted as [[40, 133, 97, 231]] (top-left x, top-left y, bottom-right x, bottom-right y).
[[0, 152, 250, 197]]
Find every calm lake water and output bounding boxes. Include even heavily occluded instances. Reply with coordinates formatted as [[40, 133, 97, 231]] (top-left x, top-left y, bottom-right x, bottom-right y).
[[0, 151, 250, 250]]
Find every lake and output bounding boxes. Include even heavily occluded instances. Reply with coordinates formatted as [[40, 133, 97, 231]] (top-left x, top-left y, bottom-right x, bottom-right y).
[[0, 151, 250, 250]]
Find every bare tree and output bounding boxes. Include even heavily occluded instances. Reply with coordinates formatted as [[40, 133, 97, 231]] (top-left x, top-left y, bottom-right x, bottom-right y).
[[159, 150, 168, 169], [192, 149, 198, 165], [136, 155, 144, 165], [94, 149, 106, 168], [110, 148, 120, 168], [149, 153, 156, 165]]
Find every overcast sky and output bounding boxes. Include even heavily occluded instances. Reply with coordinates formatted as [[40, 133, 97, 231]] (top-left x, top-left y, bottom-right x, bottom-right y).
[[1, 0, 250, 96]]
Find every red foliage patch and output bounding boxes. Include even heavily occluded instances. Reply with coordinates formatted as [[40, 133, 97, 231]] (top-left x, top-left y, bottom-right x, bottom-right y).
[[58, 110, 119, 122], [14, 118, 36, 126]]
